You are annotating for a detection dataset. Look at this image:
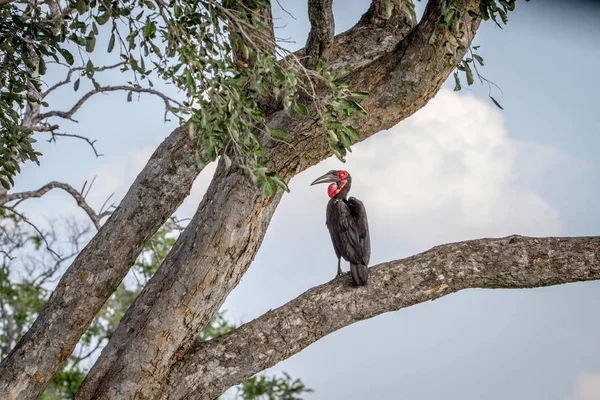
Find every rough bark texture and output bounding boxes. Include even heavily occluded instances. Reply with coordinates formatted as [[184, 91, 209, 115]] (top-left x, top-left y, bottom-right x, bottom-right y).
[[166, 235, 600, 399], [0, 125, 201, 399], [303, 0, 335, 69], [77, 0, 482, 398]]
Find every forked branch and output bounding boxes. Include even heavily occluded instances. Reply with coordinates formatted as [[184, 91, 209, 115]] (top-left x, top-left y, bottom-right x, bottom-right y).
[[36, 85, 183, 124], [1, 181, 110, 229], [166, 235, 600, 399]]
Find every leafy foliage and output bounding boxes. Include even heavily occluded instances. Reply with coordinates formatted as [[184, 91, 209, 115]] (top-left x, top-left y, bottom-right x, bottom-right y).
[[0, 0, 367, 195], [432, 0, 524, 108], [238, 372, 313, 400], [0, 215, 311, 399], [0, 6, 56, 189]]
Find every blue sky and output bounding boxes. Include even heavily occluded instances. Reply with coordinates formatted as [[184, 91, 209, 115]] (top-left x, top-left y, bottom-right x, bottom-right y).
[[14, 1, 600, 399]]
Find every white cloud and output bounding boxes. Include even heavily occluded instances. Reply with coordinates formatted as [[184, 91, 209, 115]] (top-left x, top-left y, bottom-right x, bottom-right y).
[[85, 146, 156, 209], [289, 88, 564, 254], [570, 371, 600, 400]]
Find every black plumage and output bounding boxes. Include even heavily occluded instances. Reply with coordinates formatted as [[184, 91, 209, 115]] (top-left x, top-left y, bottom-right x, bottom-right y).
[[311, 170, 371, 286]]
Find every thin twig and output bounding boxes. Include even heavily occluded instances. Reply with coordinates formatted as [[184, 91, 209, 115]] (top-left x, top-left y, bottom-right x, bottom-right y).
[[36, 85, 184, 124], [48, 132, 103, 157], [42, 61, 127, 98], [4, 207, 60, 258]]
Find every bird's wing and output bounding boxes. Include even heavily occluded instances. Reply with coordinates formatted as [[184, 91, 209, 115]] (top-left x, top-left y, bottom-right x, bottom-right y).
[[326, 199, 369, 265], [348, 197, 371, 265]]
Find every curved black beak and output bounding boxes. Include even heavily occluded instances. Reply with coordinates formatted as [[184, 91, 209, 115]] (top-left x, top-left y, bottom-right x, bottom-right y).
[[311, 171, 339, 186]]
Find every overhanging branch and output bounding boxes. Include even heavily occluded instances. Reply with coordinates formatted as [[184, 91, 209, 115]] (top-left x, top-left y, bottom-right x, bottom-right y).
[[166, 235, 600, 399]]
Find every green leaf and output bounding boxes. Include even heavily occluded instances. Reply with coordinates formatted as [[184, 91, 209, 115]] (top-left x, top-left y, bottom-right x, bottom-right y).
[[86, 59, 94, 77], [38, 58, 46, 75], [327, 130, 338, 143], [0, 178, 10, 190], [464, 61, 474, 86], [76, 0, 88, 14], [270, 128, 288, 138], [316, 59, 323, 72], [59, 48, 74, 65], [453, 72, 461, 91], [293, 103, 308, 116], [196, 151, 205, 170], [333, 147, 346, 162], [86, 36, 96, 53], [223, 153, 232, 170], [74, 78, 80, 91], [262, 178, 277, 197], [273, 67, 286, 83], [189, 122, 196, 140], [127, 91, 132, 102], [107, 33, 115, 53], [95, 12, 110, 25], [473, 54, 484, 66], [272, 177, 289, 192], [345, 126, 360, 140], [490, 95, 504, 110], [207, 145, 217, 161], [351, 91, 369, 100]]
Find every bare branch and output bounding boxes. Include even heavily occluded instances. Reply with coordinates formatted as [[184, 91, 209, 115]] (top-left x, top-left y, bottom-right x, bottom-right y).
[[2, 181, 108, 229], [3, 207, 60, 258], [166, 235, 600, 399], [36, 85, 183, 124], [42, 62, 127, 99], [48, 132, 103, 157], [303, 0, 335, 69]]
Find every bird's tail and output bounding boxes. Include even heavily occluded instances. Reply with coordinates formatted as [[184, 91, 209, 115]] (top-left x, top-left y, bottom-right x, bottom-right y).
[[350, 263, 368, 286]]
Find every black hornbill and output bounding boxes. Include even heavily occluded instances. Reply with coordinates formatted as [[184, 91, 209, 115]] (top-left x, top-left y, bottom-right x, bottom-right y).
[[311, 170, 371, 286]]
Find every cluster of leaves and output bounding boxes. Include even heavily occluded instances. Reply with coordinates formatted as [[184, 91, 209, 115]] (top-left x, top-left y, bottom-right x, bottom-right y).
[[1, 0, 368, 196], [0, 215, 311, 399], [238, 372, 313, 400], [431, 0, 523, 108], [0, 6, 57, 189]]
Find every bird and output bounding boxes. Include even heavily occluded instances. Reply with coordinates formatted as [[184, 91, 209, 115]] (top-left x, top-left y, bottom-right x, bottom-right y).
[[311, 169, 371, 286]]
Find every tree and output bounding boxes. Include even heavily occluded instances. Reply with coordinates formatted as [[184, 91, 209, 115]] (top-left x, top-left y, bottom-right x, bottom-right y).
[[0, 216, 311, 399], [0, 0, 598, 399]]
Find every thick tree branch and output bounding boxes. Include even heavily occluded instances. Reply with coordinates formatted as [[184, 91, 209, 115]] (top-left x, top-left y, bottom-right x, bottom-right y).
[[1, 0, 480, 397], [166, 235, 600, 399], [1, 181, 107, 229], [303, 0, 335, 69], [77, 1, 484, 398], [0, 125, 201, 399]]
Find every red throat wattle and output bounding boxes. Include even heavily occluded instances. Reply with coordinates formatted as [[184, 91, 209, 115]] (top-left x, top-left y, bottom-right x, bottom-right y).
[[327, 170, 349, 198]]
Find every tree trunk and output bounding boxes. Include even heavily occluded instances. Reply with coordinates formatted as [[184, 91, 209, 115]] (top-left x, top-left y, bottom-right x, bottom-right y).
[[165, 235, 600, 399], [78, 0, 481, 398], [4, 2, 585, 400]]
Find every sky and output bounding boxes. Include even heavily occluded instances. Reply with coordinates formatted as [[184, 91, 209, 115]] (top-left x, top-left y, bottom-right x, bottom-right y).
[[13, 0, 600, 399]]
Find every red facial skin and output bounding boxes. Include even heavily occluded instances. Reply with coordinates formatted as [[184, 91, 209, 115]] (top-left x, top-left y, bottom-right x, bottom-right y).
[[327, 170, 349, 198]]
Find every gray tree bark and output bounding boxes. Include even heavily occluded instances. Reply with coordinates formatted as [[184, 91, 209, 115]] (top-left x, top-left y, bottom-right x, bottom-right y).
[[2, 1, 594, 400], [165, 235, 600, 399]]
